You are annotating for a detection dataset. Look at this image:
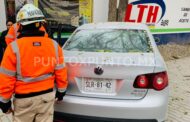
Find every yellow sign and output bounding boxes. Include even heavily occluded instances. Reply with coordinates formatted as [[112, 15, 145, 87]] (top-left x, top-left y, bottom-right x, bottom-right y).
[[79, 0, 93, 23], [34, 0, 93, 25], [33, 0, 38, 7]]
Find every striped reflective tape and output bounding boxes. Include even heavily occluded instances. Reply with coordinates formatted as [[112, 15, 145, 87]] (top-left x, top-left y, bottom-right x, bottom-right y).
[[17, 73, 54, 83], [13, 23, 18, 38], [52, 40, 66, 70], [0, 67, 16, 76], [58, 88, 66, 93], [55, 63, 65, 70], [11, 41, 22, 78], [52, 40, 58, 61], [6, 34, 14, 39], [0, 96, 10, 103]]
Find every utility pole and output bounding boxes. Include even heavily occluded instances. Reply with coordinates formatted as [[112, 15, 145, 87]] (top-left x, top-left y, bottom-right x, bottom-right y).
[[108, 0, 129, 21], [108, 0, 117, 21], [117, 0, 128, 21]]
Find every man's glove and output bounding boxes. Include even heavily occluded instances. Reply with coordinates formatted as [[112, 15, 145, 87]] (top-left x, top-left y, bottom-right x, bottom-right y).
[[0, 101, 11, 113], [55, 91, 66, 101]]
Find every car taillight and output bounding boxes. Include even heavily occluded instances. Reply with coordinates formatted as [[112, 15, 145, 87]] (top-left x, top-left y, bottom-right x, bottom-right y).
[[152, 73, 168, 90], [134, 72, 168, 91], [136, 75, 149, 88]]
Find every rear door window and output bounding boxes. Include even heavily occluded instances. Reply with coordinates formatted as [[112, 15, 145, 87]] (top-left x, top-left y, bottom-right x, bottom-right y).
[[64, 29, 153, 53]]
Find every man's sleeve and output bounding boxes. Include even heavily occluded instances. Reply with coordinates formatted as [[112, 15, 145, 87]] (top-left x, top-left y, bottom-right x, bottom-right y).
[[55, 45, 68, 93], [5, 25, 15, 45], [0, 45, 16, 103]]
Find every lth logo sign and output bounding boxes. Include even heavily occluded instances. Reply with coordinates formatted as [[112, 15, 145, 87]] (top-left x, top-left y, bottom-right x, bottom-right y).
[[124, 0, 166, 23]]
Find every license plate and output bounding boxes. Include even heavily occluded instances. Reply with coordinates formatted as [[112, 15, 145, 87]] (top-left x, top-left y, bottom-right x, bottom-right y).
[[82, 78, 116, 95]]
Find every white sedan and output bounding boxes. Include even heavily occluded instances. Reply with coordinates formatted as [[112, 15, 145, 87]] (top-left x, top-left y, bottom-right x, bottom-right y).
[[54, 22, 169, 122]]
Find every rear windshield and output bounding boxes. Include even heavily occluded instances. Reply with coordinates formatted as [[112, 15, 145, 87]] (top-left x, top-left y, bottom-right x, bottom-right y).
[[64, 29, 153, 53]]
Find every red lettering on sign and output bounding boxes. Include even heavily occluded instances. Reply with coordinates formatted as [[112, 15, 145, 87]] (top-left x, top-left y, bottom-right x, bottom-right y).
[[137, 5, 148, 23], [124, 4, 160, 23], [146, 6, 159, 23], [124, 4, 135, 22]]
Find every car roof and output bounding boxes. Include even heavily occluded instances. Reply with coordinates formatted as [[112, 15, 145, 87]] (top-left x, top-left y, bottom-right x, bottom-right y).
[[77, 22, 149, 31]]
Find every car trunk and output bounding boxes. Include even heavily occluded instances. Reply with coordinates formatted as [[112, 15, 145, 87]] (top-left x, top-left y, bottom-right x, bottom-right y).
[[64, 51, 155, 100]]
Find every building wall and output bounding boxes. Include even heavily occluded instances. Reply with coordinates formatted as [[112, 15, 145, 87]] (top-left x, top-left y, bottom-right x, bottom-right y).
[[125, 0, 190, 44], [93, 0, 109, 23], [0, 0, 7, 32]]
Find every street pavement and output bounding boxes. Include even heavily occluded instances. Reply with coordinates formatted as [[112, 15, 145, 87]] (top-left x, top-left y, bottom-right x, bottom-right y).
[[1, 57, 190, 122], [165, 57, 190, 122]]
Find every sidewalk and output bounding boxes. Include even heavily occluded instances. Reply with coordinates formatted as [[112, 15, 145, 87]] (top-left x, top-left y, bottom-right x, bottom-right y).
[[1, 57, 190, 122], [165, 57, 190, 122]]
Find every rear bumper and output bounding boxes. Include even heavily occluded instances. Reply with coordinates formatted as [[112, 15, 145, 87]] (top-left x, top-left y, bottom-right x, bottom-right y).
[[54, 87, 169, 122], [54, 112, 157, 122]]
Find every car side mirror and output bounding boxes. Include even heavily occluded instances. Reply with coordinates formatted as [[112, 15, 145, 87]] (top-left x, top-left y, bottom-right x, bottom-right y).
[[154, 37, 160, 44]]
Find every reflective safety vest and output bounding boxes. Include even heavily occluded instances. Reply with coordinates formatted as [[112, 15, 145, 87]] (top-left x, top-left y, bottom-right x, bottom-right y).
[[0, 37, 67, 103], [5, 23, 48, 45]]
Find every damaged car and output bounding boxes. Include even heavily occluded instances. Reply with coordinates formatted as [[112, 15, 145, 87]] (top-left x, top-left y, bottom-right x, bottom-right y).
[[54, 22, 169, 122]]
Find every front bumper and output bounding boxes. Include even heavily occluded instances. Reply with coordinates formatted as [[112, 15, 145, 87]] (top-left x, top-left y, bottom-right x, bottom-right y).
[[54, 87, 169, 122]]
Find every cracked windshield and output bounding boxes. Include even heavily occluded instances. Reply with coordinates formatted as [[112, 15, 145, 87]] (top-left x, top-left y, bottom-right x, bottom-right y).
[[64, 29, 152, 53]]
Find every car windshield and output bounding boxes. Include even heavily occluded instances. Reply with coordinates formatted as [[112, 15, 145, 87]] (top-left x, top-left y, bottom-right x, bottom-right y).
[[64, 29, 153, 53]]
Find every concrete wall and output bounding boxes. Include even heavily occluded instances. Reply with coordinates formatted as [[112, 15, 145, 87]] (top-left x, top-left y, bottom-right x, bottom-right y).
[[93, 0, 109, 23], [0, 0, 7, 32]]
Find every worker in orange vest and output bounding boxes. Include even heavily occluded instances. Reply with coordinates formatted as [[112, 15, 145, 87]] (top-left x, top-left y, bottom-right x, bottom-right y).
[[5, 8, 48, 45], [0, 4, 68, 122]]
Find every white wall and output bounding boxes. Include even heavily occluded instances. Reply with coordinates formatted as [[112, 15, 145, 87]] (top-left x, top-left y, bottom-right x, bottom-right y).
[[93, 0, 109, 23], [0, 0, 7, 32]]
